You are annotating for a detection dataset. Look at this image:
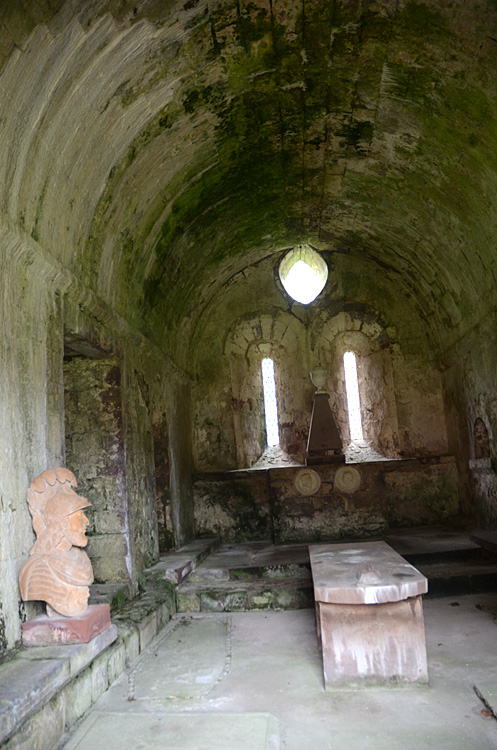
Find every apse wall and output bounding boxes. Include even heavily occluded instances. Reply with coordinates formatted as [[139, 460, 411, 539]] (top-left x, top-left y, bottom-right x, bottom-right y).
[[190, 253, 450, 472]]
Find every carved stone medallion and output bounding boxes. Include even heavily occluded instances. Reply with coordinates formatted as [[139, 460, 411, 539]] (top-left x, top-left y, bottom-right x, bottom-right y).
[[294, 468, 321, 496], [335, 466, 361, 493]]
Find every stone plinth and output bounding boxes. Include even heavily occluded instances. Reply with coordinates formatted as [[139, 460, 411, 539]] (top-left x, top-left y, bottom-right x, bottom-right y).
[[309, 542, 428, 686], [22, 604, 111, 647]]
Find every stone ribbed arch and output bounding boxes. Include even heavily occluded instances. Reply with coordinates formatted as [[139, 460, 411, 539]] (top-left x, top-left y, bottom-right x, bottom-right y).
[[225, 312, 302, 358], [1, 0, 497, 360], [1, 0, 497, 361]]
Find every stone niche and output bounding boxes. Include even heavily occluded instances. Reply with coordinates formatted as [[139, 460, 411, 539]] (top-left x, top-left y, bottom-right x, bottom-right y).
[[193, 456, 459, 544], [64, 356, 131, 585], [312, 312, 449, 459], [63, 354, 159, 587]]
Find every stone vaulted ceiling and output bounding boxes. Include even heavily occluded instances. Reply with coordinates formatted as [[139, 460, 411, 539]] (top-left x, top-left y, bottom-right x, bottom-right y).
[[1, 0, 497, 362]]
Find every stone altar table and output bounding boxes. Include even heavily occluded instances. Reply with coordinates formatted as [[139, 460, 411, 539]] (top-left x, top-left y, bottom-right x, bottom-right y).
[[309, 541, 428, 687]]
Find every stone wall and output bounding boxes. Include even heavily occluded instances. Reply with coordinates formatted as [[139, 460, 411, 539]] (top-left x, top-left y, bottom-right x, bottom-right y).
[[441, 309, 497, 526], [64, 358, 133, 586], [0, 217, 193, 654], [193, 471, 272, 542], [193, 456, 459, 544], [0, 221, 66, 652], [152, 409, 173, 552], [2, 0, 497, 659]]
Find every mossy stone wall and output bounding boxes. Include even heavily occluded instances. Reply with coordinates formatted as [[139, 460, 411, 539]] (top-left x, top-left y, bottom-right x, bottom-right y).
[[194, 456, 459, 545]]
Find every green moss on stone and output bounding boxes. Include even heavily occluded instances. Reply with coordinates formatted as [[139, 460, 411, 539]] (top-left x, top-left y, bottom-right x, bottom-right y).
[[339, 119, 375, 152], [397, 1, 446, 35]]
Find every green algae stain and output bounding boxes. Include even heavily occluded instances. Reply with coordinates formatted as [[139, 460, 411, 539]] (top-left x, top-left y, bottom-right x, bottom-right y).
[[339, 119, 374, 153], [85, 104, 180, 281], [396, 1, 446, 35], [182, 80, 227, 114], [31, 176, 49, 243], [385, 62, 439, 109], [88, 0, 355, 310], [233, 1, 271, 53]]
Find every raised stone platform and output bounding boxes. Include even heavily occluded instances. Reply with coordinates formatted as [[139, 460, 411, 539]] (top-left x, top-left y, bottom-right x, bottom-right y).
[[0, 572, 176, 749], [0, 624, 118, 747], [309, 541, 429, 687]]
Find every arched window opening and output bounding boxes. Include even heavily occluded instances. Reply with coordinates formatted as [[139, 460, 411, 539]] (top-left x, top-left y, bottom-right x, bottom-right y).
[[279, 244, 328, 304], [261, 357, 280, 446], [343, 351, 363, 441]]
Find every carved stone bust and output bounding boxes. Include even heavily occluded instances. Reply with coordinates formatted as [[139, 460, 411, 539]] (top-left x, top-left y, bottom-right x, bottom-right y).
[[19, 468, 94, 618]]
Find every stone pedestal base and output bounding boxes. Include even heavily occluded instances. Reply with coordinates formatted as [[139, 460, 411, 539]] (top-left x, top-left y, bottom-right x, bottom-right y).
[[22, 604, 111, 647], [316, 596, 428, 687]]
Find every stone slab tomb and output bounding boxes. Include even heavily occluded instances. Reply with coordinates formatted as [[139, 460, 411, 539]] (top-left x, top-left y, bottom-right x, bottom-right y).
[[309, 541, 428, 687]]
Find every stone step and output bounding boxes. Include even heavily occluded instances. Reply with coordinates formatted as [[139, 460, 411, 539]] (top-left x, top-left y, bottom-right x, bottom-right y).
[[179, 556, 497, 611], [176, 574, 314, 613], [402, 546, 488, 567], [147, 537, 220, 584], [418, 559, 497, 597], [89, 582, 131, 611], [175, 535, 497, 612], [470, 530, 497, 557], [188, 562, 310, 582]]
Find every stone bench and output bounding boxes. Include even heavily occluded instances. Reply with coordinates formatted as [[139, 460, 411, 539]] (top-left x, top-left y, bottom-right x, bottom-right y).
[[309, 541, 428, 687]]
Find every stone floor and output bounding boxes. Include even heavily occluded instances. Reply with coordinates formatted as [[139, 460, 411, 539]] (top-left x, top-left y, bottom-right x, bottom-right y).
[[55, 529, 497, 748], [58, 594, 497, 749]]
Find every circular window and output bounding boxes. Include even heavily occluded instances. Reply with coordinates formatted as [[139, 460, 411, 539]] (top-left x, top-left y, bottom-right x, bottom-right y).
[[278, 245, 328, 304]]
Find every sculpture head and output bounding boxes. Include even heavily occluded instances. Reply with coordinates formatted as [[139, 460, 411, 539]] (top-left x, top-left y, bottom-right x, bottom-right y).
[[19, 468, 94, 618], [27, 468, 91, 553]]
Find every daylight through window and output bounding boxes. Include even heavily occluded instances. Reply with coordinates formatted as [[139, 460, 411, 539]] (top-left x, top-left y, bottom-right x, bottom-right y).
[[283, 260, 325, 304], [279, 245, 328, 304], [261, 358, 280, 446], [343, 351, 363, 441]]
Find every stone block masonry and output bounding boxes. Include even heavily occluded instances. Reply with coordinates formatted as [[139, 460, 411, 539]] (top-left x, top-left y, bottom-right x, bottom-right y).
[[194, 456, 459, 544]]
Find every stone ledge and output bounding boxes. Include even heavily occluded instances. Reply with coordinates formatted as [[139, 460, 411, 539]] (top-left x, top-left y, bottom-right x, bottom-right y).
[[470, 530, 497, 556], [0, 581, 176, 750], [147, 537, 219, 584], [0, 657, 70, 743], [17, 625, 117, 681], [89, 582, 131, 610]]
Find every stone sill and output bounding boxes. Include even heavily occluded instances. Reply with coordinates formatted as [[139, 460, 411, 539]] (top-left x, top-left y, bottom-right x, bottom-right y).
[[194, 454, 457, 480], [0, 586, 175, 750]]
